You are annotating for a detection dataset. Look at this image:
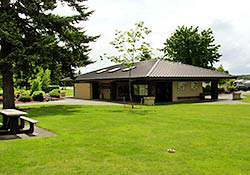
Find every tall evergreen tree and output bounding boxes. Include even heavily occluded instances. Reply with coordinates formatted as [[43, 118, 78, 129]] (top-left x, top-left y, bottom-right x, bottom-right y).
[[0, 0, 99, 108]]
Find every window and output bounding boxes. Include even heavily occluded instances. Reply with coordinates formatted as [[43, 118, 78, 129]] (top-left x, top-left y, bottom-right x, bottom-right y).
[[122, 66, 136, 72], [134, 84, 148, 96], [96, 69, 107, 74], [191, 82, 199, 90], [108, 67, 120, 73], [177, 82, 186, 92]]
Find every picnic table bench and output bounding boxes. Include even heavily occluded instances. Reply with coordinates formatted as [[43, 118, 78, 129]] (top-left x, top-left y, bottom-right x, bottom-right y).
[[20, 116, 38, 133], [0, 109, 38, 134]]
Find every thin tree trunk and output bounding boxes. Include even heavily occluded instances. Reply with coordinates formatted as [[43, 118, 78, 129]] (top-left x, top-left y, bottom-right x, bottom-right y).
[[2, 64, 15, 109], [128, 69, 134, 109]]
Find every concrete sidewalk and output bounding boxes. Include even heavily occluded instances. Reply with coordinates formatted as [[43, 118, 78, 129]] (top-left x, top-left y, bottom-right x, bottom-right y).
[[16, 91, 250, 106], [199, 92, 250, 104], [17, 97, 123, 106], [0, 126, 57, 141]]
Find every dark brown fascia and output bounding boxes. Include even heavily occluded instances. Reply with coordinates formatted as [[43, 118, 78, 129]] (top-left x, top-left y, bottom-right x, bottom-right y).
[[75, 75, 236, 83]]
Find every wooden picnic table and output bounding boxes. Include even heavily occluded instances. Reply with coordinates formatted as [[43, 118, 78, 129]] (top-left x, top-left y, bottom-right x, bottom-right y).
[[0, 109, 35, 134], [0, 109, 38, 134], [0, 109, 37, 134]]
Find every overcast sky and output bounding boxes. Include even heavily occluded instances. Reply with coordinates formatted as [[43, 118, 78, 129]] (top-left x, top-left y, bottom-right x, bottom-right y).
[[56, 0, 250, 75]]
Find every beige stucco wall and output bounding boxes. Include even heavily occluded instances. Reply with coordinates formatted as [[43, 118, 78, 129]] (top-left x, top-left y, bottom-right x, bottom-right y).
[[74, 83, 92, 99], [172, 81, 203, 102]]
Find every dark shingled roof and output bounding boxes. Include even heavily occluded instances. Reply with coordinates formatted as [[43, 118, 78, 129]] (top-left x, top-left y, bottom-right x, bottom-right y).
[[76, 59, 235, 81]]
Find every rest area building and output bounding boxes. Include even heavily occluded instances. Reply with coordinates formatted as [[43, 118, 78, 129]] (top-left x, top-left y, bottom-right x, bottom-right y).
[[72, 60, 235, 103]]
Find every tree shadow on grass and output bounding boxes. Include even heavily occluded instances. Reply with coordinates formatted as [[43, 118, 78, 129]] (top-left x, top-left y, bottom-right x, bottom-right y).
[[16, 105, 87, 118], [127, 109, 154, 115], [16, 105, 157, 119]]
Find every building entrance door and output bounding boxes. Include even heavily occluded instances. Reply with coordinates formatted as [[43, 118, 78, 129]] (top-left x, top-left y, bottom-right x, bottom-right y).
[[92, 82, 99, 99], [155, 82, 172, 102]]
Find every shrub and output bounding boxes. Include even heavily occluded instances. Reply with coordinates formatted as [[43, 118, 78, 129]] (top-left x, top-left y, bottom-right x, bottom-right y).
[[18, 95, 32, 102], [228, 85, 236, 92], [15, 90, 31, 98], [49, 89, 60, 98], [32, 91, 45, 101], [41, 69, 51, 93], [30, 68, 51, 93], [218, 85, 225, 93], [31, 78, 42, 93], [26, 90, 31, 96]]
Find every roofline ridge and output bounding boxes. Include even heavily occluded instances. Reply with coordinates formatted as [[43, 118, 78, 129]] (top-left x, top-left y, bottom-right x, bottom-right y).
[[166, 60, 234, 77], [146, 59, 160, 77]]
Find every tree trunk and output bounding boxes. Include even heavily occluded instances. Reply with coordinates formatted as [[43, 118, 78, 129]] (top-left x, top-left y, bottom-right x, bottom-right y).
[[128, 70, 134, 109], [2, 64, 15, 109], [1, 0, 14, 109]]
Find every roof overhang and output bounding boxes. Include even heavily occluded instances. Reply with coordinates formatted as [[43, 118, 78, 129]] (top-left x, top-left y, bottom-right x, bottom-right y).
[[75, 75, 236, 83]]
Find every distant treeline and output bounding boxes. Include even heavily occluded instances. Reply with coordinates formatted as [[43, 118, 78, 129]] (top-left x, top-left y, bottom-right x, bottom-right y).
[[237, 75, 250, 80]]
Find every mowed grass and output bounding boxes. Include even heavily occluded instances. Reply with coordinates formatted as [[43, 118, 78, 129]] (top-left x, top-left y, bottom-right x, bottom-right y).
[[1, 104, 250, 175], [240, 94, 250, 103], [61, 89, 74, 96]]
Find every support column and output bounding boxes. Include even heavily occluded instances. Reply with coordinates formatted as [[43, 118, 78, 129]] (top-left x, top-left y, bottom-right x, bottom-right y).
[[110, 81, 117, 100], [211, 80, 218, 100], [73, 84, 75, 97], [148, 81, 155, 96]]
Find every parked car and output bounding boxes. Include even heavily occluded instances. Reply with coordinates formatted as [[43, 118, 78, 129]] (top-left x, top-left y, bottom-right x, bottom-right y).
[[235, 79, 250, 90]]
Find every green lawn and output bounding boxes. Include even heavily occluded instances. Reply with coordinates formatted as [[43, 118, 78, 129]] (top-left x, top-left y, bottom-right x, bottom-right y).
[[240, 94, 250, 103], [1, 104, 250, 175], [61, 89, 74, 96]]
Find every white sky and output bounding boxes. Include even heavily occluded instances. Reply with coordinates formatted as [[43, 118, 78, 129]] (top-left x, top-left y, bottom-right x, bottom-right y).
[[56, 0, 250, 75]]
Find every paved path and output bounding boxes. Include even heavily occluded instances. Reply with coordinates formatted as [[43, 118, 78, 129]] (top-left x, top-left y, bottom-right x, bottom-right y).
[[199, 92, 250, 104], [16, 91, 250, 106], [0, 126, 57, 141], [199, 99, 248, 104], [16, 97, 123, 106]]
